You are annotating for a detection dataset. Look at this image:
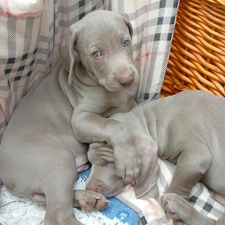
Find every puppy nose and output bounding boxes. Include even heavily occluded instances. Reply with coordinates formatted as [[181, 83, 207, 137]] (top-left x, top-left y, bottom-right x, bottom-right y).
[[117, 72, 134, 87], [86, 182, 99, 192]]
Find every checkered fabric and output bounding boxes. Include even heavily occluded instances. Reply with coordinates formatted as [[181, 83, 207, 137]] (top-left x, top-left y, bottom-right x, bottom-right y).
[[0, 0, 179, 142], [117, 159, 225, 225]]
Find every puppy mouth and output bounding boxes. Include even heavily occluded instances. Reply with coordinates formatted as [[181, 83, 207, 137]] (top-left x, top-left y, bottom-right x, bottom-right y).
[[104, 83, 122, 92], [98, 66, 139, 92], [104, 77, 138, 92], [98, 185, 120, 197]]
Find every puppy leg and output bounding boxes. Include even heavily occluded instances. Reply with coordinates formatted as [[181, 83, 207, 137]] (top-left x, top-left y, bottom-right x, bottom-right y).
[[72, 112, 141, 184], [32, 193, 46, 204], [42, 151, 83, 225], [0, 179, 2, 206], [33, 190, 109, 212], [32, 149, 108, 225], [162, 193, 220, 225], [166, 144, 211, 199]]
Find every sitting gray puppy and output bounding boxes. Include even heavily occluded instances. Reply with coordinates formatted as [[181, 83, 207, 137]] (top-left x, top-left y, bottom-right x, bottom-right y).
[[86, 90, 225, 225], [0, 10, 140, 225]]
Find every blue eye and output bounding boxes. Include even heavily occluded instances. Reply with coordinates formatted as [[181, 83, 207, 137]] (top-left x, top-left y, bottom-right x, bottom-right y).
[[92, 51, 101, 58], [123, 40, 130, 47]]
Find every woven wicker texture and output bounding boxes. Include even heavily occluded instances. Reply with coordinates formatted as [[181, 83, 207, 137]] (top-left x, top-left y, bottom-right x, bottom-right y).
[[161, 0, 225, 97]]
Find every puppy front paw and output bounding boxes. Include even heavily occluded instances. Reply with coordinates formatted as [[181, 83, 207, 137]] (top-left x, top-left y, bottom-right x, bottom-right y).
[[74, 190, 109, 212], [161, 193, 194, 222], [114, 146, 141, 184]]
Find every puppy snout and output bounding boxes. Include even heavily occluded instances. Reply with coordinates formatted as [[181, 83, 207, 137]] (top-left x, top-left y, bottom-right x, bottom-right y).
[[117, 71, 134, 87], [86, 182, 99, 192]]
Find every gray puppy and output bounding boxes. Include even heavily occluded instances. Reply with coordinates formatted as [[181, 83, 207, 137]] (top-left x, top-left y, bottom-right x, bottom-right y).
[[0, 10, 140, 225], [87, 90, 225, 225]]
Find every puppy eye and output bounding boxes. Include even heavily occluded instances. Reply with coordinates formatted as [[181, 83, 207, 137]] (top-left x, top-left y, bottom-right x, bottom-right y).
[[97, 158, 107, 166], [123, 40, 130, 47], [91, 51, 102, 58]]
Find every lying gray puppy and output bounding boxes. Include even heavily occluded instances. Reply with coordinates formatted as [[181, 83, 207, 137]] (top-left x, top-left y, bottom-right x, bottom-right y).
[[0, 10, 140, 225], [86, 90, 225, 225]]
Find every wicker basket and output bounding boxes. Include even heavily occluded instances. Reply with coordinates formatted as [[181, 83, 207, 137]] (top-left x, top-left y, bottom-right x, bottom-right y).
[[161, 0, 225, 97]]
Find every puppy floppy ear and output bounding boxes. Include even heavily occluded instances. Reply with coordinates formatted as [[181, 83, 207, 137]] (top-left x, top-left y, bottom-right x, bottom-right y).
[[88, 143, 114, 165], [118, 12, 133, 37], [58, 24, 80, 85], [134, 139, 160, 199]]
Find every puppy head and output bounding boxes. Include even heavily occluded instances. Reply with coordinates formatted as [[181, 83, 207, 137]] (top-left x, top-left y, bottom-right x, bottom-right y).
[[86, 142, 127, 197], [86, 139, 160, 199], [59, 10, 139, 92]]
